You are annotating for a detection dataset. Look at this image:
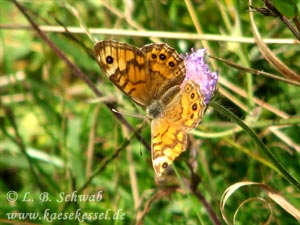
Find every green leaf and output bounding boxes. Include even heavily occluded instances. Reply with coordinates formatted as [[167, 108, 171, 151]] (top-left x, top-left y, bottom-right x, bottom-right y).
[[272, 0, 298, 18]]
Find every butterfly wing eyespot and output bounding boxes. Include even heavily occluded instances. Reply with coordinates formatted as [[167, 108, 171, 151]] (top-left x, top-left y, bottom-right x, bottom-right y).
[[151, 54, 157, 59], [106, 56, 114, 64], [162, 162, 168, 169], [159, 53, 166, 60], [168, 61, 175, 67], [192, 103, 198, 110]]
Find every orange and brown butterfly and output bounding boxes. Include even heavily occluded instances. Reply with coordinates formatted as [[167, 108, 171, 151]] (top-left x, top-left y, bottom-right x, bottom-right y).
[[94, 40, 218, 177]]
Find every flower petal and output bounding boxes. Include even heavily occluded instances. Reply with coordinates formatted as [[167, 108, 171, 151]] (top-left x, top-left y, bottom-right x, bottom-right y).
[[182, 48, 218, 104]]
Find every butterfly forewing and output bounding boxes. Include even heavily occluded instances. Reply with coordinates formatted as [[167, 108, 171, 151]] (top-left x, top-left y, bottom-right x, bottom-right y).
[[94, 40, 149, 106], [141, 43, 186, 102]]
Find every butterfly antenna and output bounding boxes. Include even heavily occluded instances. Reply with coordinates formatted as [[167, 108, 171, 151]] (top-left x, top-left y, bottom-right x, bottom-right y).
[[112, 108, 144, 119], [112, 109, 149, 156]]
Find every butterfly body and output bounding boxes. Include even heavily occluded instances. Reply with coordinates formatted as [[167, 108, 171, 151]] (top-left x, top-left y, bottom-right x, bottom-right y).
[[94, 40, 206, 176]]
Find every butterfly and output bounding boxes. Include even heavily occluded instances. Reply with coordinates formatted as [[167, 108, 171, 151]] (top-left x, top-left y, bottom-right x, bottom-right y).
[[94, 40, 207, 177]]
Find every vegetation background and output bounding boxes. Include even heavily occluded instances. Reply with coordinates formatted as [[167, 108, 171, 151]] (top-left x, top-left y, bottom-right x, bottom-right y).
[[0, 0, 300, 224]]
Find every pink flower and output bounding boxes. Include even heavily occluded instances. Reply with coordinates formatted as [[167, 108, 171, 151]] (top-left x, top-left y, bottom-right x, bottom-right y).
[[182, 48, 218, 105]]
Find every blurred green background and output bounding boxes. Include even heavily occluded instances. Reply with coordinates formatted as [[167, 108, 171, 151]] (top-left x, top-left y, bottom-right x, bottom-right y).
[[1, 0, 300, 224]]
